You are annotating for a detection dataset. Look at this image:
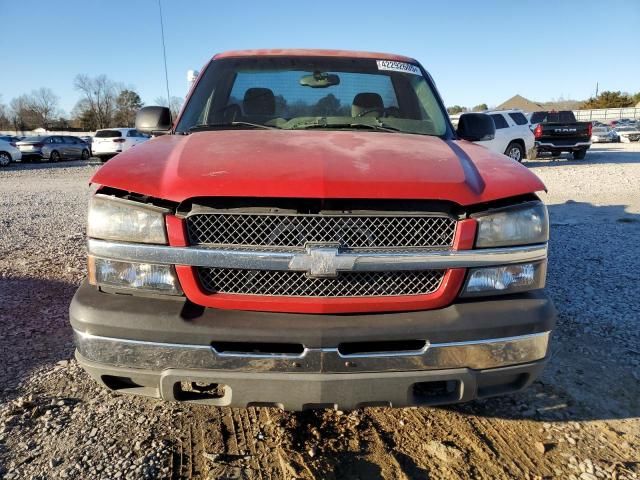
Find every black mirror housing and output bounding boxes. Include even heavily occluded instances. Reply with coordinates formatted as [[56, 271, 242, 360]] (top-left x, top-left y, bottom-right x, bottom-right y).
[[457, 113, 495, 142], [135, 106, 172, 134], [299, 72, 340, 88]]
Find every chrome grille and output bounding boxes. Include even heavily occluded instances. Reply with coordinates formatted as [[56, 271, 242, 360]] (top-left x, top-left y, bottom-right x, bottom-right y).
[[186, 214, 456, 249], [197, 268, 445, 297]]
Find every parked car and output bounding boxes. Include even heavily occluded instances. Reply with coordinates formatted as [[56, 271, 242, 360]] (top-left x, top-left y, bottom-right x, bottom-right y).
[[609, 119, 635, 128], [91, 128, 149, 161], [0, 135, 22, 145], [80, 136, 93, 155], [529, 111, 592, 160], [15, 135, 91, 162], [71, 49, 555, 411], [591, 126, 618, 143], [615, 125, 640, 143], [461, 109, 534, 162], [0, 139, 22, 167]]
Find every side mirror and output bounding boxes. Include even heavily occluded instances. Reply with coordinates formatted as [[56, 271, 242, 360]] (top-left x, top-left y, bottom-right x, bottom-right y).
[[135, 106, 172, 135], [456, 113, 495, 142]]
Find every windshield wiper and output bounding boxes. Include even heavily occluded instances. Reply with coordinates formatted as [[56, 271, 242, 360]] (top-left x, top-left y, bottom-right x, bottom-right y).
[[291, 120, 400, 133], [188, 121, 278, 133]]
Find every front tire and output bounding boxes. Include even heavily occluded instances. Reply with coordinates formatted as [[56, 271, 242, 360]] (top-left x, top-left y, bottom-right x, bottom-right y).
[[49, 150, 60, 163], [0, 152, 11, 167], [81, 149, 90, 160], [573, 149, 587, 160], [505, 142, 524, 162]]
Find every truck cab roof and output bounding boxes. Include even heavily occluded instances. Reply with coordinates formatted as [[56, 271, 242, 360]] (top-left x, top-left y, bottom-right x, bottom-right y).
[[213, 49, 417, 63]]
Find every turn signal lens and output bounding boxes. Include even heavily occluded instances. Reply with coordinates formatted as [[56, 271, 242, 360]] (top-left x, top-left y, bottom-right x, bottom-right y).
[[461, 262, 546, 297], [88, 256, 182, 295]]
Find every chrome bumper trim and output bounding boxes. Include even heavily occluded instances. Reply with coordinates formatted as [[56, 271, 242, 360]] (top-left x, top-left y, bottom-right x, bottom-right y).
[[535, 141, 591, 148], [73, 330, 550, 373], [87, 239, 548, 273]]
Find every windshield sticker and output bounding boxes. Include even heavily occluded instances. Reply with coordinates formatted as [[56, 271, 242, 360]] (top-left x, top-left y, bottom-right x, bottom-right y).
[[376, 60, 421, 76]]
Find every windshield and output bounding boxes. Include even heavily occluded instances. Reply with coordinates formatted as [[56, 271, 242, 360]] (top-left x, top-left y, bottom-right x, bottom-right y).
[[175, 57, 450, 137]]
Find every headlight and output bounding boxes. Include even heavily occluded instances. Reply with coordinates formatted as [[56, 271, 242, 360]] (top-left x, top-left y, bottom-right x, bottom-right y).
[[88, 256, 182, 295], [87, 194, 168, 244], [474, 201, 548, 248], [461, 261, 546, 297]]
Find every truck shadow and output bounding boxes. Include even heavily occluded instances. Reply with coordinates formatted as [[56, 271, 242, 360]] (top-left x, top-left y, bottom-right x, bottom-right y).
[[0, 276, 77, 404], [525, 144, 640, 167], [445, 200, 640, 422]]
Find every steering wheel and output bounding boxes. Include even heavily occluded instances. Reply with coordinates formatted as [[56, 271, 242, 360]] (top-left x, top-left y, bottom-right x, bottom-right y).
[[356, 107, 384, 118], [356, 106, 402, 118]]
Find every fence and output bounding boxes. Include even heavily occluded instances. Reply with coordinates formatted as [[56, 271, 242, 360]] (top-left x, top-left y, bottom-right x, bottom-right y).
[[572, 108, 640, 122]]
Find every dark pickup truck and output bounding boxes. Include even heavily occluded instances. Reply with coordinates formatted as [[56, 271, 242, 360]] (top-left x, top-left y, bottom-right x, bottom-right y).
[[530, 111, 592, 160]]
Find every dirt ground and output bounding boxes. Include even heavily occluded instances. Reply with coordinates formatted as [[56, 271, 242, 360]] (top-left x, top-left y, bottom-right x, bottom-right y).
[[0, 143, 638, 479]]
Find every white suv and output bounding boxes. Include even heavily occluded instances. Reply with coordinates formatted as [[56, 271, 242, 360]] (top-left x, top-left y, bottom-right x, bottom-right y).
[[91, 128, 149, 161], [460, 110, 535, 162]]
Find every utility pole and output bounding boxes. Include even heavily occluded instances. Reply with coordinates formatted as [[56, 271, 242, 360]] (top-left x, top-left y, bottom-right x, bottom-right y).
[[595, 82, 599, 97]]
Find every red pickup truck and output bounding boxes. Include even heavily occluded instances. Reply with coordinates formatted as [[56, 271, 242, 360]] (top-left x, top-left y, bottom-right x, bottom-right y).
[[71, 49, 555, 410]]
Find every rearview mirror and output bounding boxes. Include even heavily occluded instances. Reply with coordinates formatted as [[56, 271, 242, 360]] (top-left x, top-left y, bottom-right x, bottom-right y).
[[456, 113, 495, 142], [300, 72, 340, 88], [135, 106, 172, 135]]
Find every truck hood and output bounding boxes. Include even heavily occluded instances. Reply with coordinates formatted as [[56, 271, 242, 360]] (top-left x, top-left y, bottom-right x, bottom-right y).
[[91, 130, 545, 206]]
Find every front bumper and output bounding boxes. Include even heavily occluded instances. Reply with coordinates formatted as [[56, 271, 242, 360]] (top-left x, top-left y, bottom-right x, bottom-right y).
[[71, 282, 555, 409]]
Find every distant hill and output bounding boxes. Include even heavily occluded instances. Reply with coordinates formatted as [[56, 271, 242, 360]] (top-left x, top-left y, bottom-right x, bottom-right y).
[[496, 94, 582, 112]]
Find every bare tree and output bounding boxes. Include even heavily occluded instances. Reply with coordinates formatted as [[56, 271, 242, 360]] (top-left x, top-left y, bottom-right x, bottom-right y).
[[28, 87, 60, 129], [0, 95, 11, 130], [74, 74, 123, 129], [9, 95, 36, 131], [114, 90, 143, 127], [154, 96, 184, 120]]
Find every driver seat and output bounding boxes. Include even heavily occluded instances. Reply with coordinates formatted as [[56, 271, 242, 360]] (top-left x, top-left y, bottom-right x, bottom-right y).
[[352, 92, 384, 117]]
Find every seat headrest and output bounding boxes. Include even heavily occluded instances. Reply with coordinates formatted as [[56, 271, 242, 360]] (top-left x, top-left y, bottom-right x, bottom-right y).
[[352, 93, 384, 117], [243, 88, 275, 116]]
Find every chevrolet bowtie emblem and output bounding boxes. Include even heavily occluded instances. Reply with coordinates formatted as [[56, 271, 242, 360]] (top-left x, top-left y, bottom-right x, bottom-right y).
[[288, 245, 356, 278]]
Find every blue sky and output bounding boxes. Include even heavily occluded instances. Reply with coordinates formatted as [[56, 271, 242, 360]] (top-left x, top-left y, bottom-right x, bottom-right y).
[[1, 0, 639, 115]]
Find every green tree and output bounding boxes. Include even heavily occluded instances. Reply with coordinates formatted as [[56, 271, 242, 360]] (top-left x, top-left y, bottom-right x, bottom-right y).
[[114, 89, 143, 127], [472, 103, 488, 112], [582, 91, 634, 109], [447, 105, 466, 115]]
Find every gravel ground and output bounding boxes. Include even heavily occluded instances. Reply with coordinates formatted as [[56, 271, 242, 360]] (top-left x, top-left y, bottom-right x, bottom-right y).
[[0, 145, 639, 479]]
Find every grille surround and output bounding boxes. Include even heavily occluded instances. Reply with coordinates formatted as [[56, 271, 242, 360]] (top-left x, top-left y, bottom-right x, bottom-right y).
[[197, 268, 445, 298], [186, 213, 456, 250]]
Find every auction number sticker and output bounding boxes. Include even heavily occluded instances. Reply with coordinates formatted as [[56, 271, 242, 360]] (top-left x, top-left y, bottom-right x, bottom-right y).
[[376, 60, 421, 75]]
